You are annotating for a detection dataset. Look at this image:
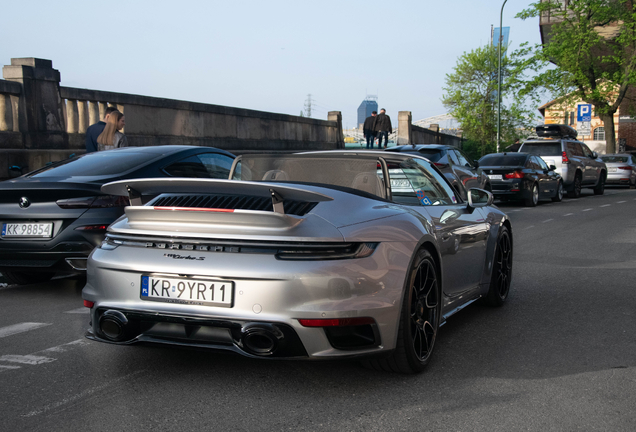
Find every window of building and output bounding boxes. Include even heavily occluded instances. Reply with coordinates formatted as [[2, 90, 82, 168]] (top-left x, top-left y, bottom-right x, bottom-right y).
[[593, 127, 605, 141]]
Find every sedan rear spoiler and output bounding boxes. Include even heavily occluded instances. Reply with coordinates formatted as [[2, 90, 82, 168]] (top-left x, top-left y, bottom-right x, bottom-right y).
[[101, 178, 334, 215]]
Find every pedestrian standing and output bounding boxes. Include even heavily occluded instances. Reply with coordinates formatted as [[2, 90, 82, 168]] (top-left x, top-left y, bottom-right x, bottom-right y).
[[96, 110, 128, 151], [362, 111, 377, 149], [374, 108, 392, 149], [85, 106, 118, 153]]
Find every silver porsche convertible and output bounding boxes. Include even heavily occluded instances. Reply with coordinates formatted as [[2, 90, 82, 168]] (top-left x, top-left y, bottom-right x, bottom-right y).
[[82, 151, 513, 373]]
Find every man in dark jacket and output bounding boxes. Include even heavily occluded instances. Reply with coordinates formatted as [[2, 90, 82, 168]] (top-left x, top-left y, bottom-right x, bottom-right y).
[[374, 108, 392, 148], [85, 106, 118, 153], [362, 111, 377, 149]]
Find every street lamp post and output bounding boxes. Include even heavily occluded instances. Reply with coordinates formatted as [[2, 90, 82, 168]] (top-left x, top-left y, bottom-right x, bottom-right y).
[[497, 0, 508, 153]]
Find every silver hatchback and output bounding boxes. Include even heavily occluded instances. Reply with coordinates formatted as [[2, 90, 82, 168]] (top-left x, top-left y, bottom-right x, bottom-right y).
[[600, 154, 636, 187]]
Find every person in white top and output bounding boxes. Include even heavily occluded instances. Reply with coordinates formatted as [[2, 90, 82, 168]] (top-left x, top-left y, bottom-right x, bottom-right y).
[[96, 110, 128, 151]]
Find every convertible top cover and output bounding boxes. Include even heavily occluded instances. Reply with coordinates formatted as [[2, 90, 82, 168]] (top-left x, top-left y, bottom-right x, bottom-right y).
[[235, 155, 386, 198]]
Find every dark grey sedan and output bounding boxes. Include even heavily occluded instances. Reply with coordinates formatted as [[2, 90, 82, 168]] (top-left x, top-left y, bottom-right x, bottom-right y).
[[478, 152, 563, 206], [385, 144, 491, 199], [0, 146, 235, 285]]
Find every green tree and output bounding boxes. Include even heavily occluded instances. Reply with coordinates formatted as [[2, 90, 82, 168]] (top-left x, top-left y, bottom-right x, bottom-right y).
[[442, 43, 544, 157], [518, 0, 636, 153]]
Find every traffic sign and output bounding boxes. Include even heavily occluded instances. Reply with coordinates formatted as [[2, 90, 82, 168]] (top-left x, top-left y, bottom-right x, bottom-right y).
[[577, 121, 591, 136], [577, 104, 592, 122]]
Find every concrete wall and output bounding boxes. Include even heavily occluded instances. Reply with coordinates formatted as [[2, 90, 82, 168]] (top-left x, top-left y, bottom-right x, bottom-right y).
[[0, 57, 344, 179], [397, 111, 464, 148]]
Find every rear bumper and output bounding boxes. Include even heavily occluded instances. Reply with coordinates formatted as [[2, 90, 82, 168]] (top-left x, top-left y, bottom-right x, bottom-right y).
[[606, 173, 633, 184], [490, 180, 528, 200], [83, 241, 413, 359]]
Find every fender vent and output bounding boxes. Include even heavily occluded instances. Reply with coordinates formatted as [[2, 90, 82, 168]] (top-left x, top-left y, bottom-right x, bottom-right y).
[[151, 194, 317, 216]]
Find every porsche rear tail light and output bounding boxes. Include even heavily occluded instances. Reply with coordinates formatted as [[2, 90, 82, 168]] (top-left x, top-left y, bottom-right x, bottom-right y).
[[617, 166, 632, 170], [298, 317, 375, 327], [84, 300, 94, 308], [504, 170, 524, 179], [562, 151, 570, 164], [56, 195, 130, 209]]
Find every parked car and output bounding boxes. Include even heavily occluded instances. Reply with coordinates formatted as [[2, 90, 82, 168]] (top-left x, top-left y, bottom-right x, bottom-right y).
[[384, 144, 491, 200], [518, 124, 606, 197], [83, 150, 513, 374], [599, 154, 636, 188], [478, 152, 563, 206], [0, 146, 235, 285]]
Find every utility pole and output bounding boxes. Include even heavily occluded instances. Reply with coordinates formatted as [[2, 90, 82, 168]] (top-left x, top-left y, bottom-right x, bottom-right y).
[[497, 0, 508, 153], [304, 94, 312, 118]]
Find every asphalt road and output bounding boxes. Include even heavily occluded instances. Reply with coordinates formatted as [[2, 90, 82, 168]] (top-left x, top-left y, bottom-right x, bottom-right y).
[[1, 187, 635, 431]]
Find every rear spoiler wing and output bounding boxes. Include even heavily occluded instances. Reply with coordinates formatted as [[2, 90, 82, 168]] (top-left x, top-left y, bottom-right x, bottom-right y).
[[101, 178, 333, 215]]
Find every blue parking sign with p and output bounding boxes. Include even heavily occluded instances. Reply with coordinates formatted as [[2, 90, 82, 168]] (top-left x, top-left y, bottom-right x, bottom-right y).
[[577, 104, 592, 122]]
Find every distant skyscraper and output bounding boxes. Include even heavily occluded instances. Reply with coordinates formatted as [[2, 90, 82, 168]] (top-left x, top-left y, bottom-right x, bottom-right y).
[[357, 96, 378, 128]]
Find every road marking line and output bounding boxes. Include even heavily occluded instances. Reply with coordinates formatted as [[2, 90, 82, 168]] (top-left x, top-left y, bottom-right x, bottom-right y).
[[0, 322, 51, 339], [564, 213, 574, 216], [582, 208, 593, 212], [523, 225, 535, 230], [63, 307, 90, 314], [0, 339, 90, 372], [22, 369, 147, 418], [511, 209, 521, 212], [617, 201, 626, 204], [542, 219, 553, 223], [39, 339, 89, 354], [0, 365, 21, 373], [601, 204, 611, 207], [0, 355, 56, 365]]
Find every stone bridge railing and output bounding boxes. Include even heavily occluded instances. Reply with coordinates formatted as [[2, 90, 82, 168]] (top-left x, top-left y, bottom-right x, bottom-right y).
[[397, 111, 463, 147], [0, 57, 344, 179]]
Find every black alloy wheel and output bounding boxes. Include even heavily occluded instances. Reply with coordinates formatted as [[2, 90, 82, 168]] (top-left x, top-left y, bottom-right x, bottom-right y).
[[593, 173, 606, 195], [552, 181, 564, 202], [525, 183, 539, 207], [568, 172, 582, 198], [363, 249, 440, 374], [484, 225, 513, 306]]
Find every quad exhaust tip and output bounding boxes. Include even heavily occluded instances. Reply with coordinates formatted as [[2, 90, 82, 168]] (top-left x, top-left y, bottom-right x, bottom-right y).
[[98, 310, 129, 341], [241, 324, 284, 356]]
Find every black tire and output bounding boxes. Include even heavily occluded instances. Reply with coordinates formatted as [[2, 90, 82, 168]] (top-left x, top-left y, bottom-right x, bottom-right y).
[[551, 181, 564, 202], [363, 248, 441, 374], [483, 225, 513, 307], [593, 172, 606, 195], [524, 183, 539, 207], [1, 269, 55, 285], [568, 172, 582, 198]]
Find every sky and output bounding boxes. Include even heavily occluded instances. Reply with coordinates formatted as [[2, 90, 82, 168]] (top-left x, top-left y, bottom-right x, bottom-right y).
[[0, 0, 543, 129]]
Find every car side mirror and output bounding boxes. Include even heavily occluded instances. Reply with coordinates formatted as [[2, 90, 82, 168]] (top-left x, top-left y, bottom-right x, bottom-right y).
[[591, 151, 598, 159], [549, 164, 557, 170], [467, 188, 493, 209], [473, 160, 479, 168]]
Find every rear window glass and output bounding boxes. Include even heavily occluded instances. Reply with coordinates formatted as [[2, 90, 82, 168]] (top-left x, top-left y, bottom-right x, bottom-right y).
[[29, 151, 155, 178], [521, 142, 561, 156], [414, 150, 443, 162], [601, 156, 629, 163], [479, 155, 527, 166]]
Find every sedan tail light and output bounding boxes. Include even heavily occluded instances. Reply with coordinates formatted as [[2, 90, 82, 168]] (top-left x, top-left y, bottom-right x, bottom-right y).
[[617, 166, 633, 170], [504, 170, 524, 179], [56, 195, 130, 209], [562, 151, 570, 164]]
